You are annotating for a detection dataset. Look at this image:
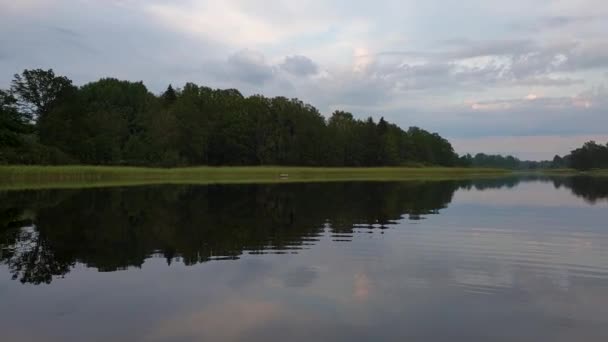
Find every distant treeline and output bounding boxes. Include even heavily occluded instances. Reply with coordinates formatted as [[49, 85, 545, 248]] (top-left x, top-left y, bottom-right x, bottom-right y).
[[1, 69, 460, 167], [458, 153, 556, 170], [458, 141, 608, 171]]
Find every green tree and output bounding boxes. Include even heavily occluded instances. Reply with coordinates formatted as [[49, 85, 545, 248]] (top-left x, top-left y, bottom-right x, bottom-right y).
[[568, 141, 608, 171], [1, 67, 470, 168], [161, 84, 178, 106], [0, 89, 30, 148], [172, 83, 210, 164], [10, 69, 74, 123]]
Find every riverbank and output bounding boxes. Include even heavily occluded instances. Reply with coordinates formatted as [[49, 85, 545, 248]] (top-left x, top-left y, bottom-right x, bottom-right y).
[[0, 165, 511, 190], [539, 168, 608, 176]]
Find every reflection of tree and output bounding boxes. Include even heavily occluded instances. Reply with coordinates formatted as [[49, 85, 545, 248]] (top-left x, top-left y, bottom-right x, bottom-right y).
[[552, 176, 608, 204], [1, 226, 73, 284], [2, 176, 604, 284], [458, 175, 554, 191], [0, 190, 78, 284]]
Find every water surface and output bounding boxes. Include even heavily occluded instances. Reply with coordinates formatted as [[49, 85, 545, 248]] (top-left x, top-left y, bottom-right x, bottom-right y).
[[1, 177, 608, 341]]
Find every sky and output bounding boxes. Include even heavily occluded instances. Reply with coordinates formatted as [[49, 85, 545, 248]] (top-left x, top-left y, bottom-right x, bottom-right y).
[[1, 0, 607, 160]]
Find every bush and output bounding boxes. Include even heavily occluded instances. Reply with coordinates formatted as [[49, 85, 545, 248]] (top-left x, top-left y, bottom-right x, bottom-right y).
[[0, 140, 76, 165]]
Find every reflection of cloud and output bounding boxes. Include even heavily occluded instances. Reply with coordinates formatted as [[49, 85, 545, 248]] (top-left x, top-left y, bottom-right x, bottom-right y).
[[451, 267, 514, 294], [284, 266, 319, 288], [227, 259, 273, 288], [354, 272, 371, 301], [150, 299, 282, 341], [453, 182, 608, 208]]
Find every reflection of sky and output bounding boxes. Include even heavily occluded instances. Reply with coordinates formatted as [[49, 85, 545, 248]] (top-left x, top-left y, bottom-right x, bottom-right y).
[[1, 181, 608, 341], [454, 181, 608, 208]]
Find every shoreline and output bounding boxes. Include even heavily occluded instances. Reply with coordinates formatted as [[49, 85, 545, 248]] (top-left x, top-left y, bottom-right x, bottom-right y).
[[0, 165, 511, 190]]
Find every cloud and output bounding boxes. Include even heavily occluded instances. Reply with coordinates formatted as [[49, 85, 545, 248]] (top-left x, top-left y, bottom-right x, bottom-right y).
[[284, 266, 319, 287], [144, 0, 334, 46], [0, 0, 51, 12], [443, 38, 537, 59], [513, 15, 598, 32], [1, 0, 608, 159], [516, 76, 584, 87], [150, 299, 282, 341], [281, 55, 319, 76], [354, 272, 371, 301], [225, 49, 276, 84]]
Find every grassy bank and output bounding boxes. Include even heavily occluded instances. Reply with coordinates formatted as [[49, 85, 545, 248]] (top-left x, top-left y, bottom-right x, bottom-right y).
[[0, 165, 511, 190]]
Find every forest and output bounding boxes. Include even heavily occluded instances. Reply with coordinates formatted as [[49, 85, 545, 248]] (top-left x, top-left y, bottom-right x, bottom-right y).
[[2, 69, 606, 171], [0, 69, 460, 167]]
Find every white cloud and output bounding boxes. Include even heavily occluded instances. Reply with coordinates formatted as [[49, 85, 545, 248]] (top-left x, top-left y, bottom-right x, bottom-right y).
[[525, 93, 539, 100], [143, 0, 339, 47], [145, 2, 286, 46]]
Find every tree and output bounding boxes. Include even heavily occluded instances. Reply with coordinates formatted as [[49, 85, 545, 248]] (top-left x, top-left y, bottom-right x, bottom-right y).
[[10, 69, 73, 123], [328, 111, 358, 165], [552, 155, 564, 168], [376, 118, 400, 165], [568, 141, 608, 171], [173, 83, 210, 164], [0, 89, 30, 147], [161, 84, 178, 106], [458, 154, 473, 167], [246, 95, 278, 165]]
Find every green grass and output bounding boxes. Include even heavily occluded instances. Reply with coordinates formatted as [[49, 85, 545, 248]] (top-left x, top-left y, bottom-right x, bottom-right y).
[[0, 165, 512, 190]]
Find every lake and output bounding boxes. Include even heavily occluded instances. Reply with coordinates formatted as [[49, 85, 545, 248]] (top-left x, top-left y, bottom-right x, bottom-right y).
[[1, 176, 608, 341]]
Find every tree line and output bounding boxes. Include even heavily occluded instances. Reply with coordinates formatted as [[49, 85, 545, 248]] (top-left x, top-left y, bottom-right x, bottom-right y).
[[1, 69, 460, 167], [550, 141, 608, 171], [458, 153, 557, 170], [459, 144, 608, 171]]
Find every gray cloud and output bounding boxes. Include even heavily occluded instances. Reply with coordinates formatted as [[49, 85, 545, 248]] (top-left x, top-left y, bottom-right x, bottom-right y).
[[541, 16, 592, 29], [307, 36, 604, 112], [516, 76, 585, 87], [443, 38, 536, 59], [563, 42, 608, 70], [284, 266, 319, 288], [512, 15, 605, 33], [48, 25, 82, 38], [426, 87, 608, 139], [280, 55, 318, 76], [0, 1, 229, 89], [453, 38, 608, 75], [226, 49, 275, 84]]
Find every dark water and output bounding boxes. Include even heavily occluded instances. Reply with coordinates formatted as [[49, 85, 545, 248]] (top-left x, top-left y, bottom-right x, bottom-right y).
[[1, 176, 608, 341]]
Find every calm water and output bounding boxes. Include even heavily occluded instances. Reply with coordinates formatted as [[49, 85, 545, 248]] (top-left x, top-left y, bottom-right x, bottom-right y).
[[1, 177, 608, 341]]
